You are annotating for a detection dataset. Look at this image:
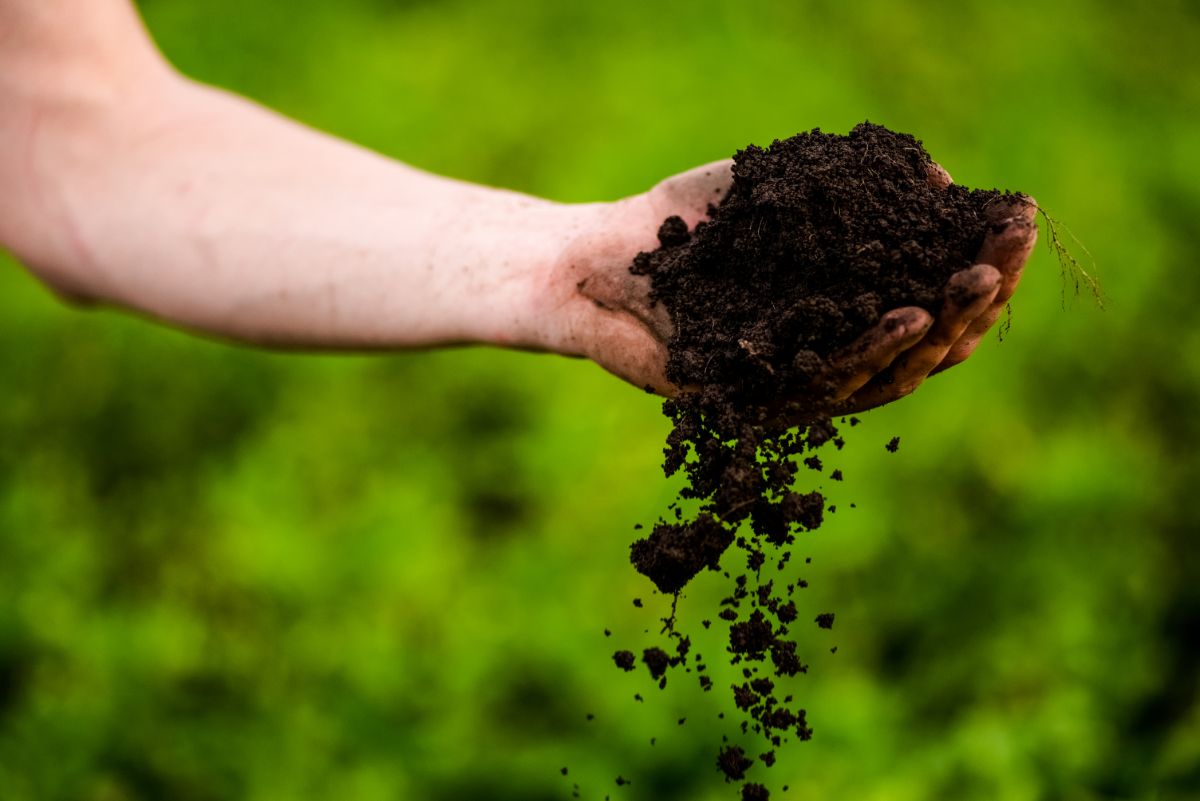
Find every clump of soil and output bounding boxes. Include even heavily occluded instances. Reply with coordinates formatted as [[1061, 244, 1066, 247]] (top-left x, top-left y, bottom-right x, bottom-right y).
[[632, 122, 1017, 418], [717, 745, 754, 781], [742, 785, 770, 801], [596, 123, 1028, 799]]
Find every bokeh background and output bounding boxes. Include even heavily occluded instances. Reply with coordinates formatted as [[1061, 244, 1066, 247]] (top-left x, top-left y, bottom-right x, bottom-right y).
[[3, 1, 1199, 799]]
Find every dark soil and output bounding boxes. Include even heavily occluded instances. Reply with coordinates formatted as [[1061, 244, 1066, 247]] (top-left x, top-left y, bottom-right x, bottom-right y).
[[596, 122, 1023, 799], [717, 745, 754, 781], [642, 647, 671, 681], [632, 122, 1014, 418], [742, 784, 770, 801]]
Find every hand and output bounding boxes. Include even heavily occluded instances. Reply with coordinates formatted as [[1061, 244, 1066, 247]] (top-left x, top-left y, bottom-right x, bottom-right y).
[[544, 159, 1037, 414]]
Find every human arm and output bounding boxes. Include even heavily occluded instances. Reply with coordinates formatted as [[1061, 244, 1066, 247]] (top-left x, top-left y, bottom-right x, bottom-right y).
[[0, 0, 599, 351], [0, 0, 1036, 412]]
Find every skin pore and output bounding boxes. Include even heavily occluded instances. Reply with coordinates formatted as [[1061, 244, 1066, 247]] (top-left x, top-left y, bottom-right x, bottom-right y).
[[0, 0, 1036, 412]]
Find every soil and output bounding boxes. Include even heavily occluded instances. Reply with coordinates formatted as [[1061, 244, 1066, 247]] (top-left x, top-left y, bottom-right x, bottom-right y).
[[742, 785, 770, 801], [631, 122, 1014, 417], [717, 745, 754, 781], [586, 122, 1023, 800]]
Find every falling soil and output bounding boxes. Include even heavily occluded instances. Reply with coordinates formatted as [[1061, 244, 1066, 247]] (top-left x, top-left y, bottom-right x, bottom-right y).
[[576, 122, 1025, 799], [742, 785, 770, 801], [717, 745, 754, 781]]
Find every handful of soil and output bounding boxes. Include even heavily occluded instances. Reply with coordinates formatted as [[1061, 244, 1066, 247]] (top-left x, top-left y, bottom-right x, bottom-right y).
[[604, 123, 1027, 800], [631, 122, 1023, 593]]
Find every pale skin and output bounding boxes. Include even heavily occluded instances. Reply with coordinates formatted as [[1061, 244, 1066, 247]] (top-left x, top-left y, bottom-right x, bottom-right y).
[[0, 1, 1038, 414]]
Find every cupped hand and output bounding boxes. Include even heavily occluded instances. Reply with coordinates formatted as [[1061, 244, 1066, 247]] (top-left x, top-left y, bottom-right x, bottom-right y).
[[548, 158, 1037, 414]]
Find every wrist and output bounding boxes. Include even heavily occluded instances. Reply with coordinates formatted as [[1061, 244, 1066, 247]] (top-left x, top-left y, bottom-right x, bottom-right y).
[[528, 192, 664, 355], [484, 198, 625, 355]]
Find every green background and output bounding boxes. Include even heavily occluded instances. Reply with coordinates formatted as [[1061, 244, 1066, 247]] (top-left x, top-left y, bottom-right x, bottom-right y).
[[2, 1, 1198, 799]]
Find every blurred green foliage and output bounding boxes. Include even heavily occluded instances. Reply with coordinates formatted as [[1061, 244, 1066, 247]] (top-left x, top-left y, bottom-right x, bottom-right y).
[[2, 1, 1199, 799]]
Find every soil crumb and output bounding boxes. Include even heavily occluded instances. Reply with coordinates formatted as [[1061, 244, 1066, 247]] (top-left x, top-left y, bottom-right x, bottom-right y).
[[717, 746, 754, 781], [742, 784, 770, 801]]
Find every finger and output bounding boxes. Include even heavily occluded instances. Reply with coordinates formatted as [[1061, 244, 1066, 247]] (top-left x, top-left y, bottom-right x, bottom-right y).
[[929, 299, 1006, 375], [926, 161, 953, 190], [823, 307, 933, 402], [977, 194, 1038, 304], [933, 197, 1038, 372], [841, 265, 1000, 410], [888, 265, 1000, 382]]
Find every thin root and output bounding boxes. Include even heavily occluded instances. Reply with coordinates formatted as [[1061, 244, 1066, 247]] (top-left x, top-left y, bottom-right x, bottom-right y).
[[1038, 207, 1104, 310]]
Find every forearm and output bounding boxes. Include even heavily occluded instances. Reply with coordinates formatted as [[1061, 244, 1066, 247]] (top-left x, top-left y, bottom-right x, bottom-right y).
[[1, 32, 598, 350]]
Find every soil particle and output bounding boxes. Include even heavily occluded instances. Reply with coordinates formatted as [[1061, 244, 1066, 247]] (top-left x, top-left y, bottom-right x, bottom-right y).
[[717, 745, 754, 781], [613, 650, 636, 671], [769, 639, 807, 677], [886, 436, 901, 452], [795, 709, 814, 740], [729, 610, 776, 658], [631, 514, 734, 594], [742, 784, 770, 801], [643, 648, 670, 680], [657, 215, 691, 247], [761, 707, 799, 731], [815, 613, 835, 630]]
